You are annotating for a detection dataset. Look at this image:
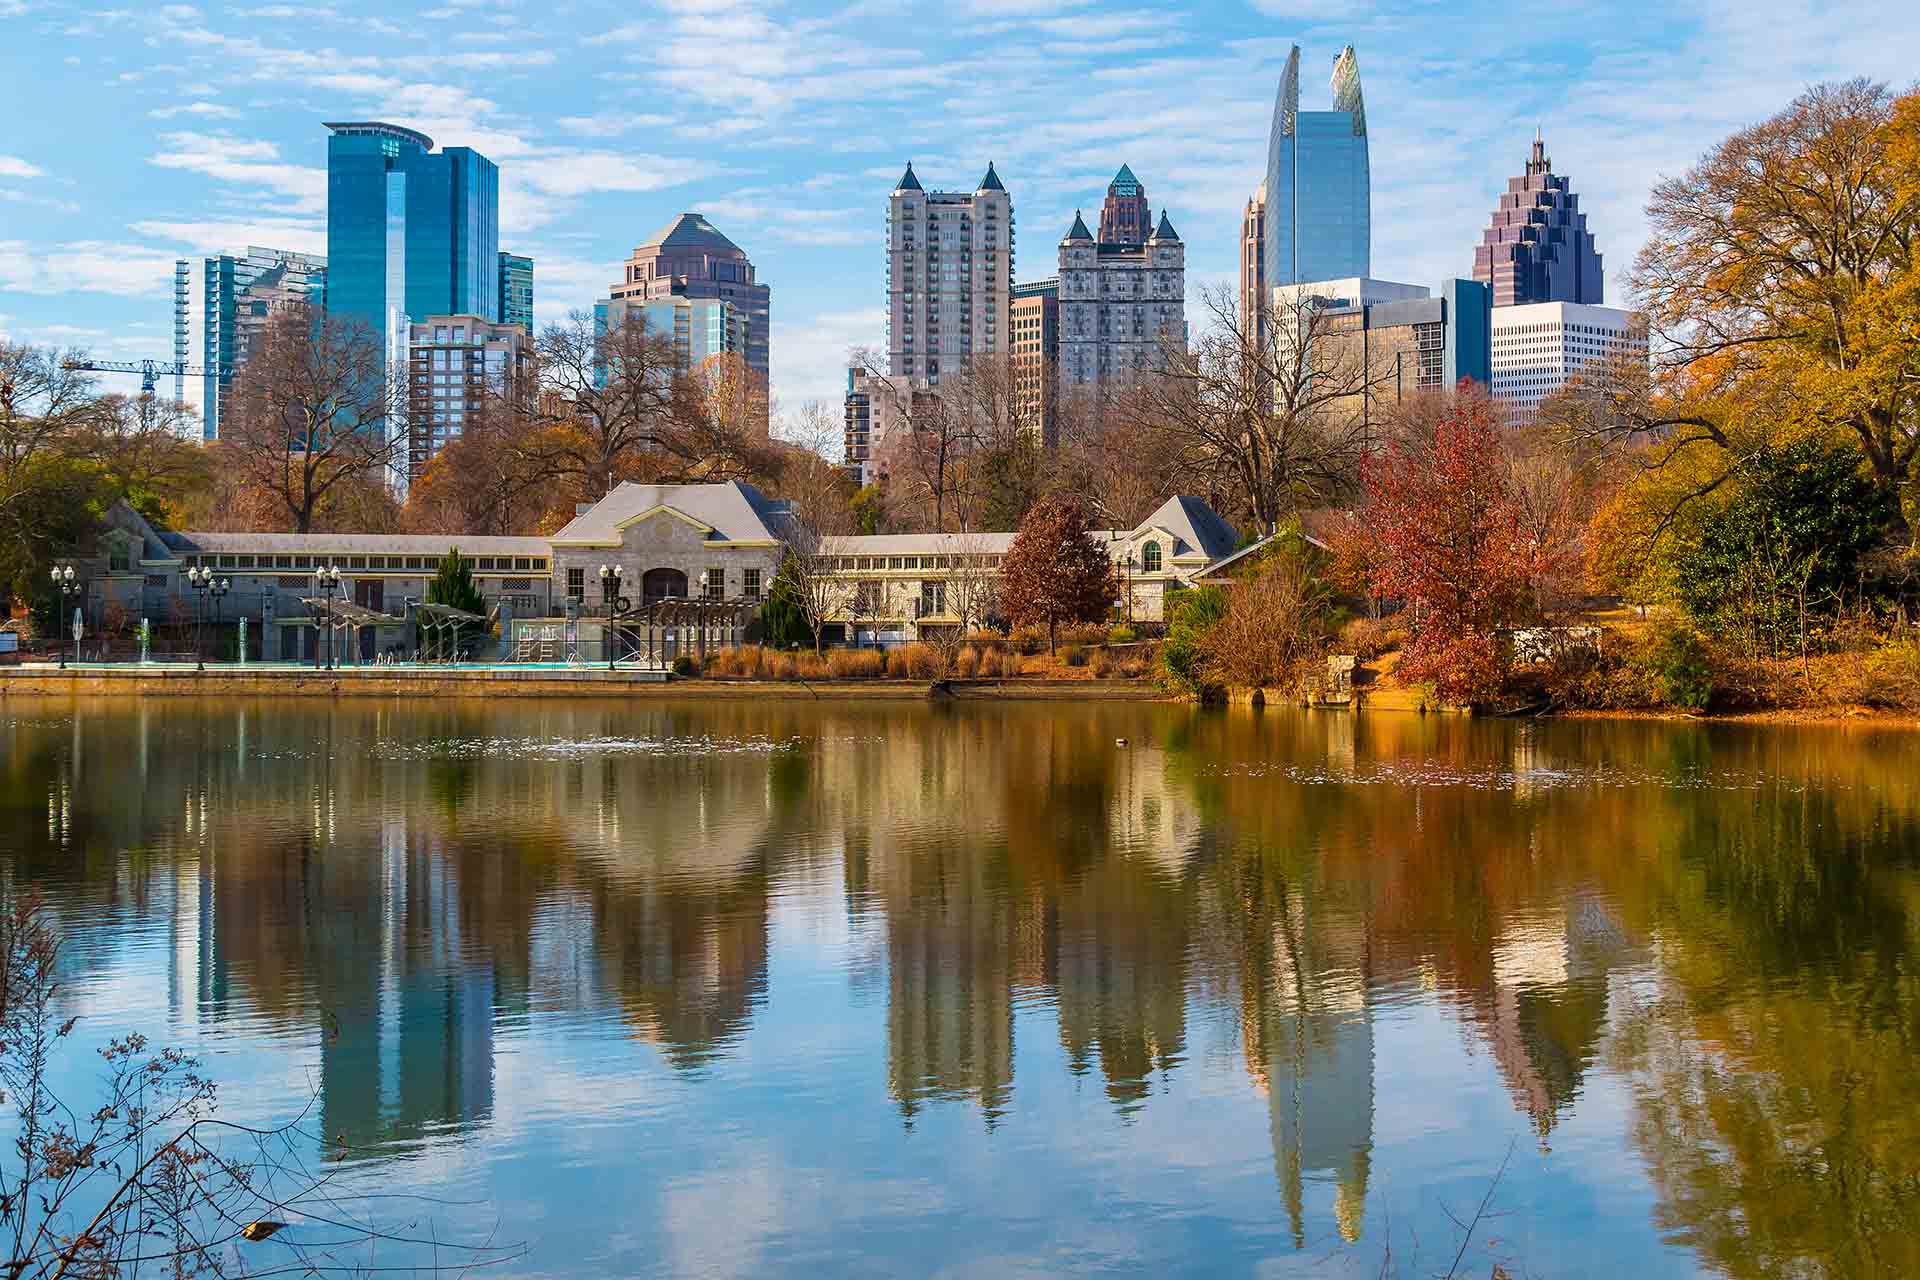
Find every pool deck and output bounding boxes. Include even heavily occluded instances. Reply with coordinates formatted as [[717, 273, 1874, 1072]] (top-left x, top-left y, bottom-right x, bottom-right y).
[[0, 664, 1178, 701]]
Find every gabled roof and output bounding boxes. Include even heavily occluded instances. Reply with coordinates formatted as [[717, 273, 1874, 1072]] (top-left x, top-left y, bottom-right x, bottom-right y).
[[640, 213, 743, 256], [1193, 528, 1331, 582], [895, 162, 922, 192], [1150, 211, 1180, 241], [1064, 210, 1093, 241], [1134, 496, 1239, 561], [1110, 163, 1141, 194], [551, 480, 790, 545], [978, 161, 1004, 192]]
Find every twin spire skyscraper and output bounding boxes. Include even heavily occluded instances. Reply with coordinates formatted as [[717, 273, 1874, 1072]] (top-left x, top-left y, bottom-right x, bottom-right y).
[[1261, 44, 1372, 289]]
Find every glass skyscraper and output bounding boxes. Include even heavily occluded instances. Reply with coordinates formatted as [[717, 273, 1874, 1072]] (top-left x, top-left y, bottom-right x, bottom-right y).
[[324, 122, 499, 370], [1263, 45, 1370, 287], [497, 252, 534, 334]]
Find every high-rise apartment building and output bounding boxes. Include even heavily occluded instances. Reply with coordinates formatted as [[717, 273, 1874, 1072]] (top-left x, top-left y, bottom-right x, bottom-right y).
[[1058, 167, 1184, 393], [1473, 134, 1604, 307], [497, 252, 534, 333], [1011, 278, 1059, 444], [884, 162, 1014, 387], [608, 214, 769, 382], [843, 366, 874, 483], [172, 246, 326, 440], [1240, 182, 1266, 341], [324, 122, 500, 372], [404, 314, 531, 481], [1264, 45, 1370, 288], [1490, 301, 1646, 419]]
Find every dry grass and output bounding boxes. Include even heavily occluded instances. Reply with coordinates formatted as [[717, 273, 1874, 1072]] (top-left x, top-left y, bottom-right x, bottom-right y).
[[827, 648, 886, 678], [885, 643, 940, 679]]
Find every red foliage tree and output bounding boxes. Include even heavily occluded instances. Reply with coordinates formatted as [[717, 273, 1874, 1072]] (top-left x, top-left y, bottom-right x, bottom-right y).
[[1364, 392, 1539, 705], [999, 495, 1115, 654]]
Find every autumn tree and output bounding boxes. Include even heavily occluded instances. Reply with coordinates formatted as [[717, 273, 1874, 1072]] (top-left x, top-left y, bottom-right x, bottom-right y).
[[511, 309, 678, 500], [999, 495, 1115, 653], [851, 347, 975, 532], [219, 308, 404, 533], [1556, 80, 1920, 531], [1365, 394, 1540, 705], [405, 397, 572, 535], [1197, 539, 1334, 693]]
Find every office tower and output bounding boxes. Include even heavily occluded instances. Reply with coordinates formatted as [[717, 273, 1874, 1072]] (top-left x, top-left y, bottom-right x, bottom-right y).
[[1474, 133, 1604, 306], [884, 161, 1014, 386], [1058, 167, 1185, 393], [1011, 279, 1059, 444], [172, 246, 326, 440], [497, 251, 534, 333], [1490, 301, 1647, 419], [608, 214, 769, 382], [1264, 45, 1370, 288], [1272, 276, 1492, 424], [324, 121, 499, 371], [404, 314, 532, 481], [596, 295, 749, 370], [1240, 182, 1266, 340]]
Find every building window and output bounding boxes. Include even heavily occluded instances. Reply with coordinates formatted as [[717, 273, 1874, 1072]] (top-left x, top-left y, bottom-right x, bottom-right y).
[[705, 567, 725, 600], [1142, 542, 1162, 573], [566, 568, 584, 600], [109, 545, 130, 573], [920, 581, 945, 616], [742, 568, 761, 599]]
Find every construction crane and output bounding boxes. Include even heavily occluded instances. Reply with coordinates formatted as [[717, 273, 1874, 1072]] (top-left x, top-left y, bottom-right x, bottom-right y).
[[60, 357, 229, 399]]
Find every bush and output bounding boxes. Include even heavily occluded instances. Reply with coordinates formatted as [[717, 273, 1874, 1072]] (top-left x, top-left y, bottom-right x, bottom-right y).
[[1107, 624, 1138, 645], [1061, 644, 1087, 667], [885, 643, 939, 679], [827, 648, 886, 678], [763, 651, 796, 680], [975, 648, 1012, 679], [1640, 623, 1715, 710], [671, 654, 697, 677], [1060, 623, 1107, 648], [1009, 624, 1047, 655], [1161, 586, 1229, 691], [953, 645, 980, 678], [1339, 617, 1396, 662]]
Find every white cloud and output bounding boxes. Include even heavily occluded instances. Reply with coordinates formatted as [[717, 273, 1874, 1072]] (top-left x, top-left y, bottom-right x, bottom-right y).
[[130, 218, 325, 255], [769, 307, 884, 413], [147, 133, 327, 214], [148, 101, 239, 120], [0, 156, 44, 179], [0, 240, 179, 297]]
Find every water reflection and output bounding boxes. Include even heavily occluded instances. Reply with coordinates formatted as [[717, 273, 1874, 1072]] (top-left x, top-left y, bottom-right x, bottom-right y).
[[2, 699, 1918, 1276]]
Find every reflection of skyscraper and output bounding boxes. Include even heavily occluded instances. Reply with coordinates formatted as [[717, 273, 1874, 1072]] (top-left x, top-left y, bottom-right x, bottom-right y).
[[1484, 898, 1621, 1143], [1264, 45, 1371, 288]]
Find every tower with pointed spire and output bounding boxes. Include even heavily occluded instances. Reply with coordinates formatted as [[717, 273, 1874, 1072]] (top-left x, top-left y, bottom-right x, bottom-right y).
[[881, 161, 1015, 392], [1057, 165, 1185, 393], [1262, 44, 1371, 289], [1472, 132, 1604, 307]]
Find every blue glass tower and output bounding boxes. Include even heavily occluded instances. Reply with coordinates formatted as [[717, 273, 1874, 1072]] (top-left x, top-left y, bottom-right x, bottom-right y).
[[324, 122, 499, 367], [1263, 46, 1370, 287]]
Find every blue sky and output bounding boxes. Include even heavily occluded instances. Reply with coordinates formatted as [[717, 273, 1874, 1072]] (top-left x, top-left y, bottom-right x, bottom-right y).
[[2, 0, 1917, 424]]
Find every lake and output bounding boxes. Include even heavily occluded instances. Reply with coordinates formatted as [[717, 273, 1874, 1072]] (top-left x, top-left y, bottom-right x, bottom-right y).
[[1, 697, 1915, 1277]]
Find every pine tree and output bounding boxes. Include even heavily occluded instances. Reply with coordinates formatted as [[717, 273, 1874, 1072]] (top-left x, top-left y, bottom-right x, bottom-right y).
[[427, 548, 486, 616]]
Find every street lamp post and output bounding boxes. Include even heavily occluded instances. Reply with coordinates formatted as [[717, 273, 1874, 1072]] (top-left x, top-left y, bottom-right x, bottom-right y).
[[599, 564, 624, 670], [209, 574, 230, 665], [315, 566, 342, 670], [50, 565, 81, 669], [186, 565, 214, 671]]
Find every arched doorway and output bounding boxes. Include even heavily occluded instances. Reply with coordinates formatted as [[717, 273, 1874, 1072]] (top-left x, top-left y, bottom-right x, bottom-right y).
[[642, 567, 688, 603]]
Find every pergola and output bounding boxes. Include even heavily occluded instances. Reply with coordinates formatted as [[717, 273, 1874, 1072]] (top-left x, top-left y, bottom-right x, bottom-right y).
[[612, 598, 758, 669], [414, 602, 489, 664], [299, 598, 398, 667]]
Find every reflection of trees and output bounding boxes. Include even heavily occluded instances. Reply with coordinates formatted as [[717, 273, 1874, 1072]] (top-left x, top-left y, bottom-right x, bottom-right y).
[[8, 699, 1920, 1274]]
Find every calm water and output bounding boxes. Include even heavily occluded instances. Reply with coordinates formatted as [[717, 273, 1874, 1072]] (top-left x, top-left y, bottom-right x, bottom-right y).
[[2, 697, 1917, 1278]]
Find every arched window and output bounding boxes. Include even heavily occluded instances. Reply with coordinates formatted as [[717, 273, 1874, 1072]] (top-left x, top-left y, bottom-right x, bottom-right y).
[[1141, 542, 1162, 573]]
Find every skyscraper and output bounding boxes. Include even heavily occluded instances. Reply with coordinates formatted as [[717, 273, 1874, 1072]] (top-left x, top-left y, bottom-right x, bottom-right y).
[[1011, 278, 1059, 443], [404, 314, 532, 480], [1473, 133, 1604, 306], [1263, 45, 1370, 288], [173, 246, 327, 440], [1490, 301, 1646, 420], [1058, 167, 1184, 393], [497, 251, 534, 334], [608, 214, 769, 383], [324, 121, 500, 370], [884, 162, 1014, 387], [1240, 181, 1266, 340]]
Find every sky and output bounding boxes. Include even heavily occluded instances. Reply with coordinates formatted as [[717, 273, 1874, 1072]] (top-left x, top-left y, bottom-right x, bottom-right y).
[[1, 0, 1917, 433]]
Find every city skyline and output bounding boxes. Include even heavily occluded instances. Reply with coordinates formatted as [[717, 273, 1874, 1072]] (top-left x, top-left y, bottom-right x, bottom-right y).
[[1, 0, 1915, 420]]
